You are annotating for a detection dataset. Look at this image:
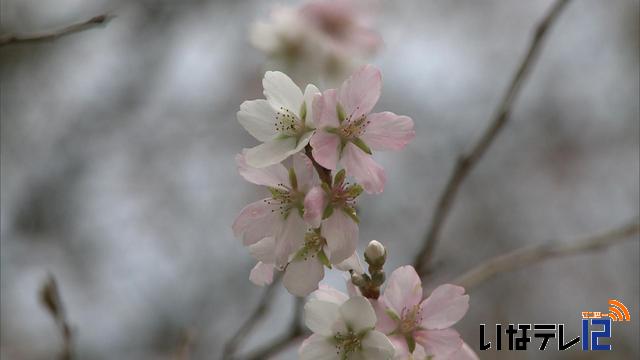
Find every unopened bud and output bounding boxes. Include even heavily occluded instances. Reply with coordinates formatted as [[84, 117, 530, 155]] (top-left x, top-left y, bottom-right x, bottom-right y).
[[351, 273, 367, 287], [364, 240, 386, 267]]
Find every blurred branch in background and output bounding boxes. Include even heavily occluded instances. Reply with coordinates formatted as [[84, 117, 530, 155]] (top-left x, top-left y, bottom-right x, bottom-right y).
[[413, 0, 572, 278], [0, 14, 113, 47], [243, 297, 305, 360], [222, 275, 282, 359], [454, 220, 640, 291], [39, 274, 74, 360]]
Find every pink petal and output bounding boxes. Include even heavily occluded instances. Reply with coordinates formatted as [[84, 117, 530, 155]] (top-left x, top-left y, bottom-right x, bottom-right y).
[[236, 151, 289, 188], [338, 64, 381, 120], [419, 284, 469, 330], [249, 261, 275, 286], [449, 342, 479, 360], [341, 142, 386, 194], [309, 284, 349, 304], [361, 112, 415, 151], [284, 256, 324, 297], [387, 334, 410, 359], [292, 153, 317, 191], [303, 186, 326, 228], [312, 89, 340, 129], [372, 298, 397, 335], [248, 236, 276, 263], [274, 212, 308, 267], [382, 265, 423, 316], [232, 199, 281, 246], [310, 130, 341, 170], [321, 209, 358, 264], [414, 328, 462, 359]]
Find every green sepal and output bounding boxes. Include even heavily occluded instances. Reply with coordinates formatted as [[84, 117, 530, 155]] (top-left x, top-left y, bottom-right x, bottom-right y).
[[336, 103, 346, 123], [346, 184, 364, 198], [322, 205, 334, 220], [333, 169, 346, 187], [299, 102, 307, 123], [317, 249, 332, 268], [325, 126, 340, 135], [342, 206, 359, 224], [385, 309, 400, 322], [288, 168, 298, 190], [351, 137, 372, 155], [406, 334, 416, 353], [321, 182, 332, 193]]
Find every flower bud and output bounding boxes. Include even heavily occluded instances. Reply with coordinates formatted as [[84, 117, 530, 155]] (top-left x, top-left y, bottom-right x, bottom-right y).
[[364, 240, 386, 267]]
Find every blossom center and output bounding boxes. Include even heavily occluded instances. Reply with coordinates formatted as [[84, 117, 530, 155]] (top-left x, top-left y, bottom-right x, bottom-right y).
[[266, 184, 304, 219], [399, 304, 423, 334], [297, 231, 326, 259], [274, 106, 307, 138], [334, 330, 364, 359], [338, 115, 369, 139]]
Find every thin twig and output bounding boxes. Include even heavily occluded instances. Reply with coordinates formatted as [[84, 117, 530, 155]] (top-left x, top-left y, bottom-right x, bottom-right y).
[[39, 274, 74, 360], [453, 220, 640, 290], [243, 297, 306, 360], [305, 144, 332, 185], [0, 14, 113, 47], [222, 275, 282, 359], [413, 0, 572, 278]]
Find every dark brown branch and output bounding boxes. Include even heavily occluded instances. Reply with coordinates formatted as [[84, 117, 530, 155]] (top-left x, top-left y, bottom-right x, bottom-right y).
[[222, 275, 282, 359], [305, 144, 332, 184], [453, 220, 639, 290], [243, 297, 306, 360], [413, 0, 572, 277], [40, 274, 74, 360], [0, 14, 113, 47]]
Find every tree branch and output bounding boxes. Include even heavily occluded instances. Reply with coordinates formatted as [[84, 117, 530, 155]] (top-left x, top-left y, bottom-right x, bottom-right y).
[[453, 220, 640, 290], [413, 0, 572, 278], [243, 297, 306, 360], [40, 274, 74, 360], [0, 14, 113, 47], [222, 275, 282, 359]]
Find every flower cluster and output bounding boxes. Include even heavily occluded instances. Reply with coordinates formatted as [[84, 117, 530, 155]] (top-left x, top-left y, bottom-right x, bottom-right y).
[[233, 65, 475, 359], [300, 266, 478, 360], [234, 64, 414, 296], [250, 0, 382, 85]]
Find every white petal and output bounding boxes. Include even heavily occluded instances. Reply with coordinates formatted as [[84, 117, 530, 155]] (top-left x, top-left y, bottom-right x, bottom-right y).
[[248, 236, 276, 263], [244, 137, 298, 168], [283, 256, 324, 297], [305, 299, 342, 336], [299, 334, 339, 360], [237, 99, 278, 141], [322, 210, 358, 264], [309, 285, 349, 304], [335, 252, 364, 274], [274, 213, 307, 267], [263, 71, 304, 116], [249, 261, 275, 286], [303, 84, 321, 126], [236, 151, 289, 187], [339, 296, 377, 332], [361, 330, 395, 360]]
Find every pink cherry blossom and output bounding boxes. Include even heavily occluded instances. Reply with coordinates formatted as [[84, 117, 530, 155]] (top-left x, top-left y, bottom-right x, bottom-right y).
[[376, 266, 475, 359], [232, 152, 318, 267], [311, 65, 415, 193]]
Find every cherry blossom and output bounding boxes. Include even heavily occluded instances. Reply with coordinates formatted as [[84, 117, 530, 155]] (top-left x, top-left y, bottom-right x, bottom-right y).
[[232, 152, 318, 267], [311, 65, 415, 193], [374, 266, 476, 360], [237, 71, 319, 168], [300, 288, 395, 360]]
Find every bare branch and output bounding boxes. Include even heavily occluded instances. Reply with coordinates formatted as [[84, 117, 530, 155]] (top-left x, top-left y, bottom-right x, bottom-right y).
[[413, 0, 572, 278], [453, 220, 640, 290], [243, 297, 306, 360], [222, 275, 282, 359], [40, 274, 74, 360], [0, 14, 113, 47]]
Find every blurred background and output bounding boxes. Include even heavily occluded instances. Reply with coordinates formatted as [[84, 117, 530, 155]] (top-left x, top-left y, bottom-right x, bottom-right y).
[[1, 0, 638, 359]]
